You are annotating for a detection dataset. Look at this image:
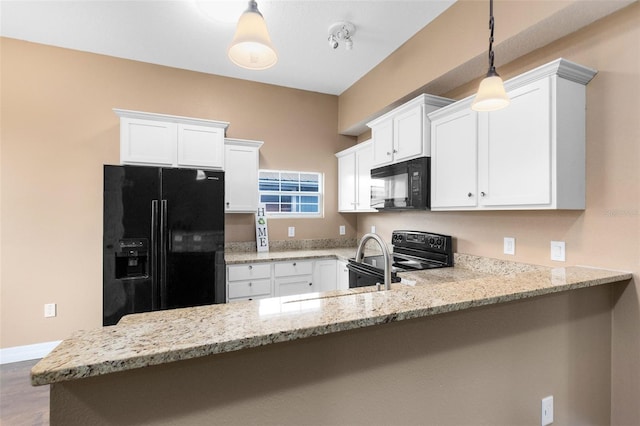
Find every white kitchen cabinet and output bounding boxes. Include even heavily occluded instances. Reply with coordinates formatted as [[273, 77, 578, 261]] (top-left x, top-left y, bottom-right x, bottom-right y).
[[431, 106, 478, 209], [367, 94, 454, 167], [336, 260, 350, 291], [429, 58, 596, 211], [313, 259, 337, 293], [177, 124, 225, 169], [274, 261, 314, 297], [227, 263, 272, 302], [114, 109, 229, 169], [224, 138, 263, 213], [335, 140, 375, 212]]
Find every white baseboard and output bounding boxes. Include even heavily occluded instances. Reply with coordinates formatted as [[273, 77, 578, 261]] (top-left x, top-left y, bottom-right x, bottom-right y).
[[0, 341, 62, 364]]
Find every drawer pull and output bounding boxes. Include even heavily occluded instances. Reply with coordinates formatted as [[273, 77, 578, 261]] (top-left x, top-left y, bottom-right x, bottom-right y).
[[249, 282, 252, 286], [309, 282, 312, 286], [293, 262, 297, 266], [248, 265, 253, 270]]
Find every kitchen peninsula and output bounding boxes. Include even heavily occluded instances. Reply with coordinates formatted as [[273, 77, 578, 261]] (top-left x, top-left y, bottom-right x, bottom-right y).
[[32, 252, 630, 425]]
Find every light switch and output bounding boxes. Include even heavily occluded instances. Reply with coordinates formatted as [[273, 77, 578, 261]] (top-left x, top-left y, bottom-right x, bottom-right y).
[[550, 241, 566, 262]]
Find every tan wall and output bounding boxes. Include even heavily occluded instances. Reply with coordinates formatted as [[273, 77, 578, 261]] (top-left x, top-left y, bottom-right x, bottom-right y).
[[51, 286, 614, 425], [344, 4, 640, 424], [0, 37, 356, 348]]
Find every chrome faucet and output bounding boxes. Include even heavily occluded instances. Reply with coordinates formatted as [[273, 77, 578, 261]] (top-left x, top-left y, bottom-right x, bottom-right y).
[[355, 233, 392, 291]]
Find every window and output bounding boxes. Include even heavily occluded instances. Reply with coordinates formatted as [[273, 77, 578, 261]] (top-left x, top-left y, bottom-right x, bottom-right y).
[[258, 170, 323, 217]]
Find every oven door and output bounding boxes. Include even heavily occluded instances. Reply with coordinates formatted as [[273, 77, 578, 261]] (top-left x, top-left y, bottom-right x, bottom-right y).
[[346, 259, 400, 288]]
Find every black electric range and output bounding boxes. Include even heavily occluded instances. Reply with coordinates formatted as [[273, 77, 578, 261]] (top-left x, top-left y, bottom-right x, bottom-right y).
[[347, 230, 453, 288]]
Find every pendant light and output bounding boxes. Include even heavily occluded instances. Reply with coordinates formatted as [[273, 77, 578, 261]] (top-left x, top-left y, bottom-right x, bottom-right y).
[[471, 0, 509, 111], [228, 0, 278, 70]]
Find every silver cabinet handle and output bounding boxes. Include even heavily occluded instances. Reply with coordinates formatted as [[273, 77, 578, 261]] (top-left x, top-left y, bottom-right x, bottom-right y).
[[386, 151, 391, 156], [393, 149, 398, 154], [248, 265, 253, 270], [481, 192, 486, 197], [467, 192, 473, 197]]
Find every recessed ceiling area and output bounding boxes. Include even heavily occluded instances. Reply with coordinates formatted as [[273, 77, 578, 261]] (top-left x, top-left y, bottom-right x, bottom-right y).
[[0, 0, 457, 95]]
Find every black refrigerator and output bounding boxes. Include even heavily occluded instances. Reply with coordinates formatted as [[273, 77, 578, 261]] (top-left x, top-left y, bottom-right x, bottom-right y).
[[103, 165, 225, 326]]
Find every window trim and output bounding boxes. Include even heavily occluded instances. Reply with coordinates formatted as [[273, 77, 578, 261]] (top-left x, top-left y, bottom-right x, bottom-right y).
[[258, 169, 324, 218]]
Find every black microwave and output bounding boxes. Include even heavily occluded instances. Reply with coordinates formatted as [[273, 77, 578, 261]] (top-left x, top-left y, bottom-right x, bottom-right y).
[[370, 157, 430, 210]]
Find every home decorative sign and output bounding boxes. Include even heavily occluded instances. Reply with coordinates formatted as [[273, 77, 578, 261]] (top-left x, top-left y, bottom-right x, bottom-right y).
[[255, 204, 269, 252]]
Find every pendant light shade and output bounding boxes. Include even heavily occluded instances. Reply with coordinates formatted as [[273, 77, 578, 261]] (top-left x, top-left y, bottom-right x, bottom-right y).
[[472, 70, 509, 111], [228, 0, 277, 70], [472, 0, 509, 112]]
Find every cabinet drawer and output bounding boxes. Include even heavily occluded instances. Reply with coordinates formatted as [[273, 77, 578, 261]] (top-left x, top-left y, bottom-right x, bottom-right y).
[[274, 261, 313, 277], [228, 278, 272, 299], [274, 275, 314, 297], [227, 263, 271, 281]]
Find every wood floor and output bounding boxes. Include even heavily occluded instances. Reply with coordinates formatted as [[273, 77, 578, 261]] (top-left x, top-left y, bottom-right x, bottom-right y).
[[0, 359, 49, 425]]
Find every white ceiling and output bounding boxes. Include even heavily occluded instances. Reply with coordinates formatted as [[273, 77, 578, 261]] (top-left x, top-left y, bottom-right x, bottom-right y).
[[0, 0, 457, 95]]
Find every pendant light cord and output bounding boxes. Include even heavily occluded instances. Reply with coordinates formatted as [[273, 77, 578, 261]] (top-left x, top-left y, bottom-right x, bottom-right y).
[[487, 0, 496, 75]]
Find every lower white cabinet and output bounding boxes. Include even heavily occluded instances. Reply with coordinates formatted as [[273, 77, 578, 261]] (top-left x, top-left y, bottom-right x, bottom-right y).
[[274, 261, 314, 297], [336, 260, 350, 290], [226, 258, 342, 301], [313, 259, 338, 293], [227, 263, 272, 302]]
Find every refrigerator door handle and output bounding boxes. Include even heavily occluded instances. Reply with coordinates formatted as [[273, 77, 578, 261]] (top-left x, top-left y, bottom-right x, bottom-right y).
[[151, 200, 159, 311], [160, 199, 168, 309]]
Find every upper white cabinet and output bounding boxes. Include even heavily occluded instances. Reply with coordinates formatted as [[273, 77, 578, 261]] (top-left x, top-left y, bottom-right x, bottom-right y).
[[430, 58, 597, 211], [225, 138, 263, 213], [367, 94, 454, 167], [114, 109, 229, 169], [335, 140, 376, 212]]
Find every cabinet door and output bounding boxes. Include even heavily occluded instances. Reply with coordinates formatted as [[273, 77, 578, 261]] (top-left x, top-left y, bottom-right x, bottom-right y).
[[336, 260, 350, 291], [431, 109, 478, 209], [371, 120, 394, 167], [393, 104, 424, 161], [120, 118, 176, 166], [177, 124, 224, 169], [480, 79, 551, 207], [354, 142, 373, 211], [274, 276, 314, 297], [337, 152, 356, 212], [313, 260, 337, 293], [225, 143, 259, 212]]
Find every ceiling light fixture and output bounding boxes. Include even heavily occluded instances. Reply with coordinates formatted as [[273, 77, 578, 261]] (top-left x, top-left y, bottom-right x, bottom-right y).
[[228, 0, 277, 70], [471, 0, 509, 112], [328, 21, 355, 51]]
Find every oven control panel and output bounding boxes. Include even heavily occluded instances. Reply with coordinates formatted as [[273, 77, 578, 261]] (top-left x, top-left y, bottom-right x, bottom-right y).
[[392, 230, 451, 253]]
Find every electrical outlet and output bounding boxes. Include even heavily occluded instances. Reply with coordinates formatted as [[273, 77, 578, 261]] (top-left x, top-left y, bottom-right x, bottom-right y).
[[371, 225, 376, 234], [288, 226, 295, 237], [44, 303, 57, 318], [504, 237, 515, 255], [339, 225, 346, 235], [550, 241, 566, 262], [541, 395, 554, 426]]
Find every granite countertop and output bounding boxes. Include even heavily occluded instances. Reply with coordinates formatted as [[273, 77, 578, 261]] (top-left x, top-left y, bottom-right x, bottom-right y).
[[31, 252, 632, 386], [224, 247, 358, 264]]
